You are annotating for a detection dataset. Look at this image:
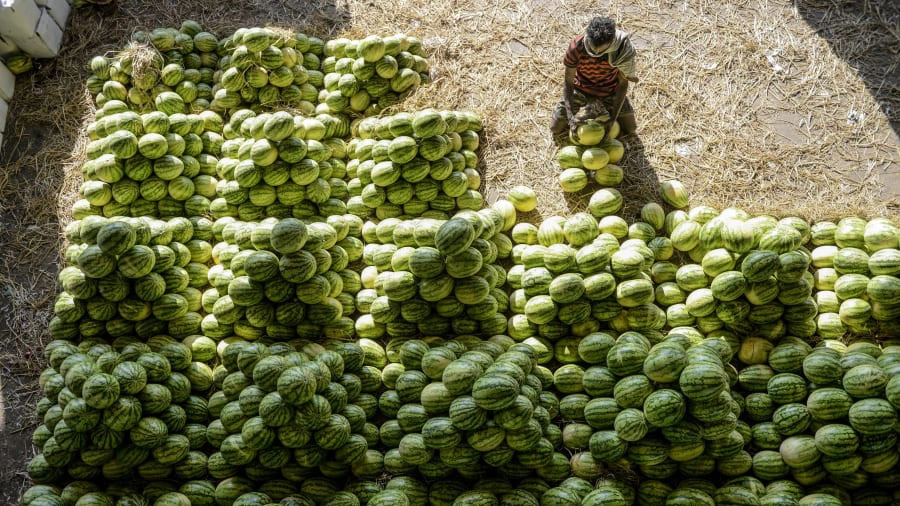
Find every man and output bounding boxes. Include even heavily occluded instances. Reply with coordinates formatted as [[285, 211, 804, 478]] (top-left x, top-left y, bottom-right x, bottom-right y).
[[550, 16, 639, 143]]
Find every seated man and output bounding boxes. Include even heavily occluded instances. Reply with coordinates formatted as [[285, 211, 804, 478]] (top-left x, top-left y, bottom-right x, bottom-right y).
[[550, 16, 639, 143]]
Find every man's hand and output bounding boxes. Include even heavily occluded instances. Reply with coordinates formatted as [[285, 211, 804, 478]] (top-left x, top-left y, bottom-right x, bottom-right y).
[[569, 116, 581, 142]]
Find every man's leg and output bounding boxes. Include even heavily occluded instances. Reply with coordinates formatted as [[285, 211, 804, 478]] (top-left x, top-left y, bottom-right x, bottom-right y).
[[550, 98, 575, 145], [618, 113, 637, 135], [617, 98, 637, 136], [550, 99, 568, 135]]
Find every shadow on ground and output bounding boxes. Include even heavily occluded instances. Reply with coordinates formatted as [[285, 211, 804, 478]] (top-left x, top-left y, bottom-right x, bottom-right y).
[[795, 0, 900, 137]]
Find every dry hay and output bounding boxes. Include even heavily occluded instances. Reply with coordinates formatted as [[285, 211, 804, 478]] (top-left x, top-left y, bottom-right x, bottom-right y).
[[0, 0, 897, 498], [117, 40, 163, 85]]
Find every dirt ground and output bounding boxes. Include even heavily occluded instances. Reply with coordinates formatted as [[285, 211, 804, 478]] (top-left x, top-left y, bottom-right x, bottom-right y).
[[0, 0, 897, 500]]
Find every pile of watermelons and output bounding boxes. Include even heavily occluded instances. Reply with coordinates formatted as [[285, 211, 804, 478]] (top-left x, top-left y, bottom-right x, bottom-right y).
[[21, 20, 899, 506]]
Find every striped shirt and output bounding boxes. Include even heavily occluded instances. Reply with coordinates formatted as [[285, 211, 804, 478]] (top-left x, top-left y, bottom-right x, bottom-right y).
[[564, 34, 633, 97]]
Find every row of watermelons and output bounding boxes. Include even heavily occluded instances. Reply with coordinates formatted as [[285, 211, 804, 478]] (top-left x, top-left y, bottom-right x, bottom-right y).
[[88, 23, 428, 119], [26, 329, 900, 506], [502, 196, 900, 351], [20, 19, 900, 506]]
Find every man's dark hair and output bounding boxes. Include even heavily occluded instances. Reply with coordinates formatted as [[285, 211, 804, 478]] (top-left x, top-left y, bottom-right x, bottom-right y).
[[586, 16, 616, 45]]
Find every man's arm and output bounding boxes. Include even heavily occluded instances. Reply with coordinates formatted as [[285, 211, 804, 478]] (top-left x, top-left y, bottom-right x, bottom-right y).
[[606, 73, 629, 130], [562, 66, 579, 137]]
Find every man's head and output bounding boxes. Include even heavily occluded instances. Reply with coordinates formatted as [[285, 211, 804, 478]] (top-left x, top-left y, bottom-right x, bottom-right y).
[[585, 16, 616, 56]]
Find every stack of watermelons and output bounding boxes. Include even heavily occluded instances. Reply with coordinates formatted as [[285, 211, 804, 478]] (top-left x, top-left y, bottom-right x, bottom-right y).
[[316, 34, 430, 116], [347, 109, 484, 220], [19, 18, 900, 506], [201, 215, 363, 343], [554, 120, 626, 193], [213, 28, 428, 116], [213, 27, 326, 112], [353, 212, 512, 341], [209, 109, 350, 221]]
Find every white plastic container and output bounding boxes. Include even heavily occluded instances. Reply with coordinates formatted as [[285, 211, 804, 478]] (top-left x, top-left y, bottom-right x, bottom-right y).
[[0, 0, 63, 58], [36, 0, 69, 30]]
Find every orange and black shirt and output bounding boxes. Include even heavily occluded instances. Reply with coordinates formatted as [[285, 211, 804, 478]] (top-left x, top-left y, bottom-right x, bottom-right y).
[[564, 35, 620, 97]]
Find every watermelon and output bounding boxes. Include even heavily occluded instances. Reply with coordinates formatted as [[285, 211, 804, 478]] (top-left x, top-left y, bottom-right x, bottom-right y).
[[470, 374, 519, 411], [588, 430, 628, 462], [848, 398, 897, 435], [660, 180, 689, 208], [779, 435, 821, 469], [508, 186, 537, 212], [679, 363, 727, 402], [741, 251, 780, 282], [435, 218, 476, 256], [643, 388, 686, 428], [81, 373, 121, 410], [772, 403, 811, 435], [588, 188, 623, 217]]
